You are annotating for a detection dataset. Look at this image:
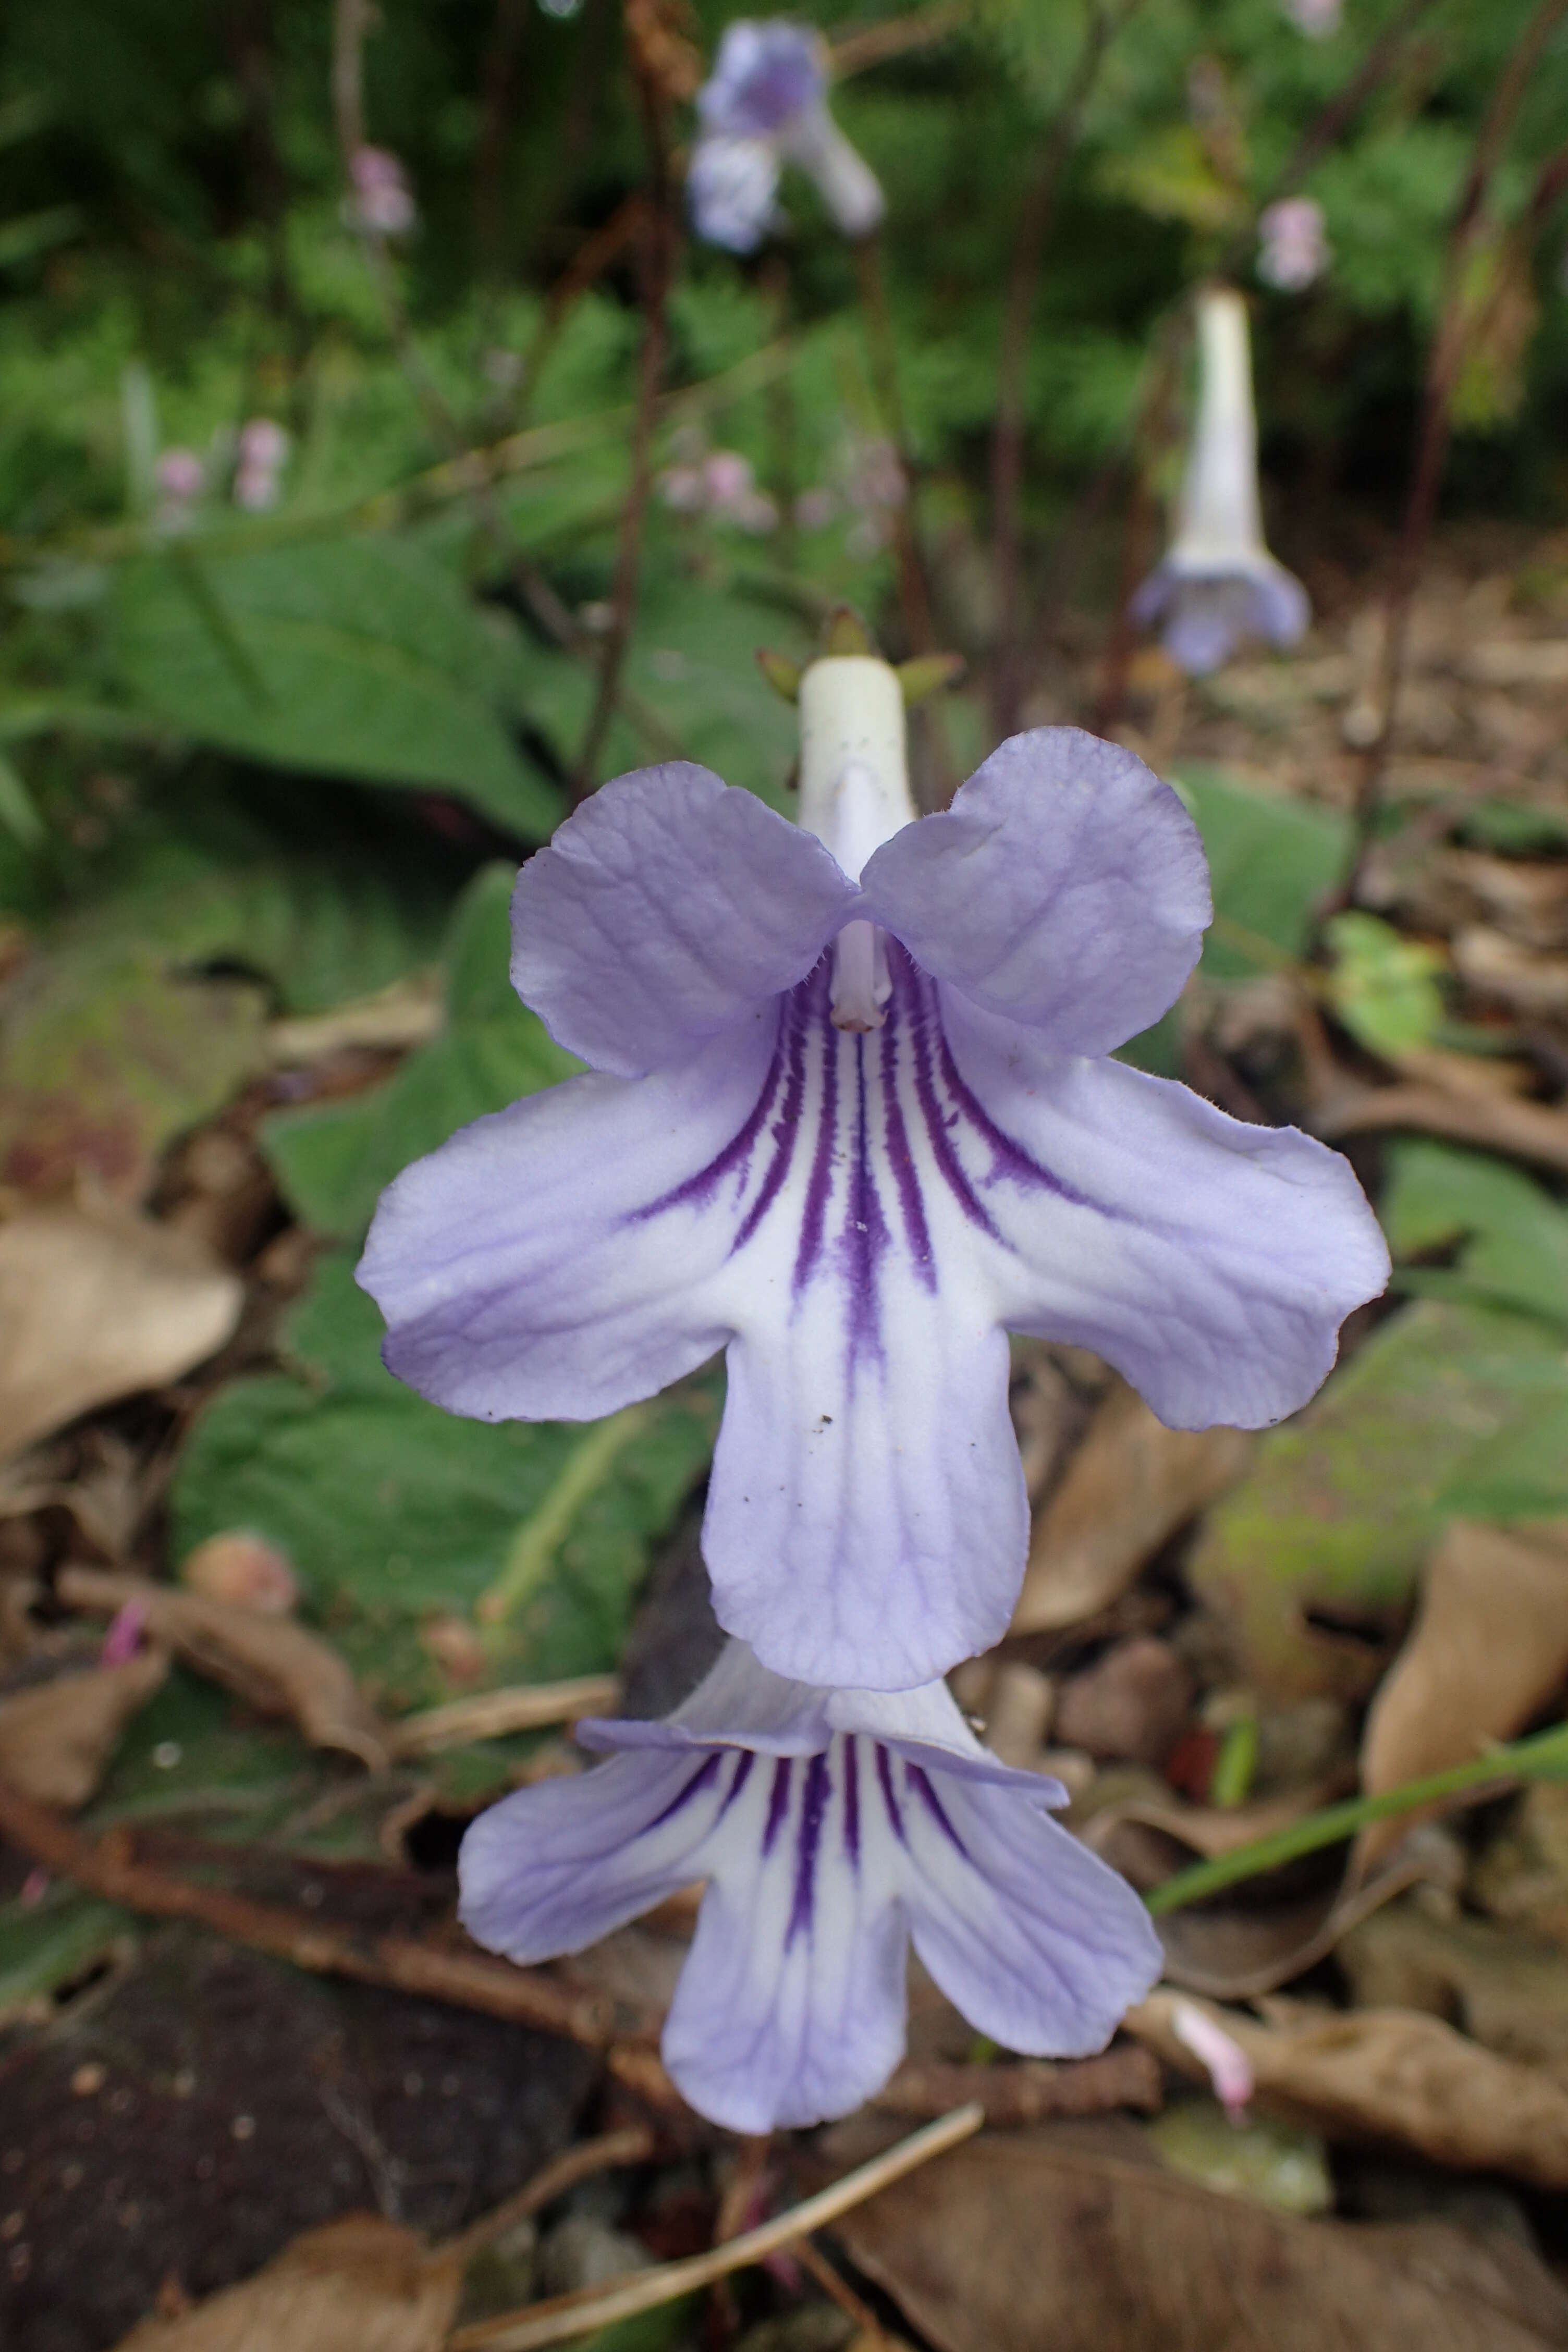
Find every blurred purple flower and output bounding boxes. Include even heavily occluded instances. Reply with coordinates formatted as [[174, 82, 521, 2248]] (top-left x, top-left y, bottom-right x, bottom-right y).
[[349, 145, 417, 237], [1132, 286, 1309, 675], [155, 448, 205, 504], [690, 20, 884, 253], [461, 1638, 1162, 2131], [232, 417, 290, 511], [359, 658, 1386, 1691], [659, 448, 779, 532], [1283, 0, 1341, 32], [1258, 197, 1330, 292]]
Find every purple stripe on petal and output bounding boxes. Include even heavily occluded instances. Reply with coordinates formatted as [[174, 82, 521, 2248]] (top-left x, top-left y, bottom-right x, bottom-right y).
[[635, 1018, 789, 1222], [906, 1761, 970, 1856], [841, 1037, 891, 1362], [716, 1747, 756, 1821], [786, 1749, 831, 1949], [645, 1751, 724, 1831], [896, 946, 1002, 1241], [875, 1742, 906, 1846], [842, 1736, 861, 1868], [794, 1000, 840, 1294], [879, 985, 934, 1288], [935, 1015, 1088, 1210], [762, 1756, 794, 1856], [731, 985, 810, 1254]]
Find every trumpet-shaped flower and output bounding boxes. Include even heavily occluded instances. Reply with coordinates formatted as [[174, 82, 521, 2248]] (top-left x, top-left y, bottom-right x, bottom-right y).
[[689, 20, 884, 254], [460, 1638, 1163, 2132], [1132, 287, 1309, 676], [359, 659, 1388, 1691]]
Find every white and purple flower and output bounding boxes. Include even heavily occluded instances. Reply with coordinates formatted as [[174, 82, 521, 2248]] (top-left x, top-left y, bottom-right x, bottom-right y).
[[689, 20, 884, 254], [358, 657, 1387, 1692], [1257, 197, 1330, 293], [460, 1638, 1162, 2133], [1132, 285, 1310, 676]]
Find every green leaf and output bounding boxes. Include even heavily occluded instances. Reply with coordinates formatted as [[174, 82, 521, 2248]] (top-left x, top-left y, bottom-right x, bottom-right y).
[[1322, 910, 1444, 1057], [1382, 1139, 1568, 1331], [0, 1891, 135, 2025], [1187, 1298, 1568, 1699], [618, 574, 806, 810], [112, 537, 566, 839], [262, 862, 579, 1238], [0, 939, 268, 1201], [170, 1252, 716, 1707]]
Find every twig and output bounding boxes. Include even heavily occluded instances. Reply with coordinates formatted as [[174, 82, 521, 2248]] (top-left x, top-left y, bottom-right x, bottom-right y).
[[440, 2127, 656, 2266], [1345, 0, 1568, 884], [0, 1777, 616, 2050], [1312, 1070, 1568, 1176], [392, 1675, 621, 1757], [853, 234, 939, 662], [989, 0, 1142, 742], [793, 2237, 893, 2345], [475, 0, 531, 278], [829, 3, 963, 78], [446, 2104, 984, 2351], [872, 2045, 1161, 2126], [571, 11, 681, 797], [1240, 0, 1444, 237]]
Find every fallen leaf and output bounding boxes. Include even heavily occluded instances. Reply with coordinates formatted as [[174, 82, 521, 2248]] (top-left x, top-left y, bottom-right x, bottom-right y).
[[1453, 926, 1568, 1015], [0, 1650, 168, 1807], [180, 1532, 299, 1615], [111, 2213, 461, 2352], [1340, 1904, 1568, 2071], [1131, 1989, 1568, 2188], [1052, 1638, 1193, 1765], [1012, 1380, 1252, 1633], [0, 1203, 242, 1463], [830, 2125, 1568, 2352], [1355, 1520, 1568, 1876], [58, 1565, 390, 1769]]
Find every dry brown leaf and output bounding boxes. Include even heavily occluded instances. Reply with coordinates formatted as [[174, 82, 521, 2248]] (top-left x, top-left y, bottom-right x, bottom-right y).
[[1356, 1520, 1568, 1876], [1131, 1989, 1568, 2188], [830, 2125, 1568, 2352], [0, 1203, 242, 1462], [1452, 926, 1568, 1015], [1340, 1904, 1568, 2071], [0, 1648, 168, 1806], [112, 2214, 461, 2352], [59, 1565, 390, 1769], [1012, 1380, 1252, 1633]]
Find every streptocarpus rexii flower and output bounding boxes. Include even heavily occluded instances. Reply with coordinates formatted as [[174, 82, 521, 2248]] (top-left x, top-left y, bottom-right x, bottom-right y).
[[460, 1638, 1162, 2132], [689, 20, 884, 254], [358, 658, 1389, 1691], [1132, 286, 1310, 676]]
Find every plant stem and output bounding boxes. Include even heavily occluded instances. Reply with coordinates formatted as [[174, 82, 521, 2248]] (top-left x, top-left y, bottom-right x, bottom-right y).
[[1147, 1719, 1568, 1916]]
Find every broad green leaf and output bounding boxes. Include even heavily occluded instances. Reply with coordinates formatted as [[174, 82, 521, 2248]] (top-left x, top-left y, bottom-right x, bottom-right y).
[[170, 1252, 716, 1707], [262, 862, 579, 1238], [112, 537, 566, 838], [618, 575, 806, 809], [1322, 910, 1444, 1058], [0, 1892, 134, 2025], [1187, 1299, 1568, 1699], [1382, 1139, 1568, 1331], [0, 940, 268, 1200]]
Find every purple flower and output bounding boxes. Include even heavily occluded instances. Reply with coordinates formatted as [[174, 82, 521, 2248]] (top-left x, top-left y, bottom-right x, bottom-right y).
[[349, 145, 418, 237], [1257, 197, 1330, 293], [358, 657, 1387, 1692], [460, 1639, 1162, 2132], [690, 20, 884, 254], [1132, 287, 1309, 676], [232, 418, 290, 512]]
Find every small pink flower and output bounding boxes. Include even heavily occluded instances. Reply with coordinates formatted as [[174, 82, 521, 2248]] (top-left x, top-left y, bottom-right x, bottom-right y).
[[349, 145, 418, 237], [1258, 197, 1331, 292], [1171, 1999, 1255, 2122], [101, 1599, 150, 1668], [704, 450, 756, 508], [234, 417, 290, 511], [156, 448, 205, 503]]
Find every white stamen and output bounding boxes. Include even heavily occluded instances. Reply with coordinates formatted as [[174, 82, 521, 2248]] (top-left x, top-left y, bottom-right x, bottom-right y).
[[799, 655, 914, 1036]]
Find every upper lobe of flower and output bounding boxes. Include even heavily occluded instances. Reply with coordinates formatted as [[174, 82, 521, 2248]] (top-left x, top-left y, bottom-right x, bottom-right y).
[[699, 20, 825, 137], [359, 726, 1388, 1690], [459, 1638, 1162, 2132]]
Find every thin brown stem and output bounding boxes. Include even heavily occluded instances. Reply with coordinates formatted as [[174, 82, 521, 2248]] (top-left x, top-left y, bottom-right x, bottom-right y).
[[440, 2128, 657, 2265], [475, 0, 532, 277], [853, 233, 938, 659], [989, 0, 1141, 741], [571, 39, 680, 798], [1346, 0, 1568, 884]]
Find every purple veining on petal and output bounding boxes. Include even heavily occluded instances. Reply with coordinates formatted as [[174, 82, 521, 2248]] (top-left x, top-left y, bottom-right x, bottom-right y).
[[934, 1003, 1089, 1210], [716, 1747, 756, 1822], [842, 1735, 860, 1869], [762, 1756, 794, 1856], [732, 983, 811, 1253], [899, 947, 1002, 1240], [839, 1036, 891, 1362], [879, 987, 934, 1288], [906, 1760, 970, 1857], [875, 1742, 906, 1846], [635, 1008, 791, 1223], [645, 1751, 724, 1831], [786, 1749, 832, 1948], [793, 993, 840, 1294]]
